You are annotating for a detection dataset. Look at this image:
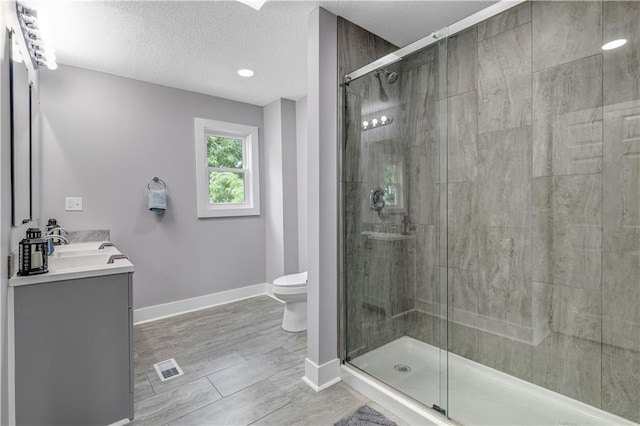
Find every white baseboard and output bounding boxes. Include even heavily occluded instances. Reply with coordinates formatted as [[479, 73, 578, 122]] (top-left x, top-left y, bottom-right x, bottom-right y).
[[303, 357, 341, 392], [133, 283, 269, 325], [341, 364, 450, 426]]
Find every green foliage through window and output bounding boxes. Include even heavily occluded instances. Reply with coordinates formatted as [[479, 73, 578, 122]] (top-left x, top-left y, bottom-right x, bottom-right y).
[[207, 136, 245, 204], [207, 136, 243, 168]]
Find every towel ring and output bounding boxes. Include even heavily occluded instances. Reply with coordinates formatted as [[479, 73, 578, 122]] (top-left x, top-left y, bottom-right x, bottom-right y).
[[147, 176, 167, 190]]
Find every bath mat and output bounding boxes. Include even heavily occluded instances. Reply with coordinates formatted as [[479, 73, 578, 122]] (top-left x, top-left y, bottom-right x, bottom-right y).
[[334, 405, 397, 426]]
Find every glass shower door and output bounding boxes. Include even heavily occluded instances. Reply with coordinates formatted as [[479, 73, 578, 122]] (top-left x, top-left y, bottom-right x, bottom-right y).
[[342, 36, 449, 415]]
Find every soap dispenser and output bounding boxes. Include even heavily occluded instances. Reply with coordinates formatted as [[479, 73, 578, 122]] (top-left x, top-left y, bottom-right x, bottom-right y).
[[46, 218, 62, 245], [18, 228, 48, 276]]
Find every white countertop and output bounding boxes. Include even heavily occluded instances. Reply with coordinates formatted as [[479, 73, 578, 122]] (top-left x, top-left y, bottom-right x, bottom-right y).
[[9, 241, 135, 287]]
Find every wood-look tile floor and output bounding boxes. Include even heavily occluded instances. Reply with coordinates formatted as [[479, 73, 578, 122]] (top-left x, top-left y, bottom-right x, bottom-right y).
[[133, 295, 405, 426]]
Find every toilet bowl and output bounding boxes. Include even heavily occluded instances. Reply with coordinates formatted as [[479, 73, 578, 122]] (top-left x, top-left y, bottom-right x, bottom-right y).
[[272, 271, 307, 333]]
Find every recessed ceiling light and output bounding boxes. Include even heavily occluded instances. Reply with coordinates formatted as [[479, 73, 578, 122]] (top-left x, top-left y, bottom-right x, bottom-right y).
[[602, 39, 627, 50], [238, 69, 254, 77]]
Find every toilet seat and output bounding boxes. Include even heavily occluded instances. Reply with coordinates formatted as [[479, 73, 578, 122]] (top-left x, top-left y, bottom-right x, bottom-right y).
[[273, 271, 307, 287]]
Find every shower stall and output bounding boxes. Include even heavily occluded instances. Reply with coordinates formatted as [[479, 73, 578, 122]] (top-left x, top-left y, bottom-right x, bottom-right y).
[[339, 1, 640, 424]]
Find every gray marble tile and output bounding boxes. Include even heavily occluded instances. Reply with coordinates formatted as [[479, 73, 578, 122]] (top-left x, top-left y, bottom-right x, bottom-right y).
[[405, 310, 442, 349], [146, 348, 245, 395], [532, 175, 602, 289], [447, 27, 477, 97], [207, 347, 301, 397], [532, 332, 601, 407], [603, 102, 640, 235], [448, 322, 479, 362], [134, 373, 155, 404], [439, 185, 447, 267], [477, 126, 531, 228], [478, 332, 532, 381], [477, 227, 532, 327], [532, 55, 603, 177], [409, 225, 439, 304], [266, 362, 312, 399], [532, 1, 602, 72], [168, 379, 293, 426], [407, 143, 439, 225], [478, 23, 532, 134], [602, 232, 640, 353], [532, 281, 552, 345], [337, 17, 397, 81], [550, 284, 601, 342], [252, 383, 371, 426], [67, 229, 110, 243], [603, 1, 640, 106], [344, 182, 374, 271], [343, 87, 365, 183], [478, 2, 531, 41], [231, 326, 307, 360], [345, 267, 366, 356], [447, 182, 479, 270], [132, 377, 221, 426], [401, 57, 443, 147], [449, 268, 478, 314], [602, 350, 640, 423], [448, 91, 478, 182]]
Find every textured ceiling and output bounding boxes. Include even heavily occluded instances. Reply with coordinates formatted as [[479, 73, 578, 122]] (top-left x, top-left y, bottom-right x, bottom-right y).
[[28, 1, 496, 106]]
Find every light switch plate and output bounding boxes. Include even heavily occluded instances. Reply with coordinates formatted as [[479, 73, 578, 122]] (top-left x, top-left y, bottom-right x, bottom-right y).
[[65, 197, 83, 211]]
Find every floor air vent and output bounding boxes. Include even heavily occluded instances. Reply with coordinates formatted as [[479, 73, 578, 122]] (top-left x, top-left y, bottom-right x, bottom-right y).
[[153, 358, 184, 382]]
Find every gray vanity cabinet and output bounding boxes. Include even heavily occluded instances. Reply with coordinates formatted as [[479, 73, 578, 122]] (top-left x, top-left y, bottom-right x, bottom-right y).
[[14, 273, 133, 425]]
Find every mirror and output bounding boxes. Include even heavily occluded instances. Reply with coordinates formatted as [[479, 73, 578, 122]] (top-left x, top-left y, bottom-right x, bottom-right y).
[[31, 85, 40, 223], [9, 29, 32, 226]]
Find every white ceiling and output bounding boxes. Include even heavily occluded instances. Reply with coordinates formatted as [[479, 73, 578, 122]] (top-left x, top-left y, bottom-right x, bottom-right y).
[[29, 1, 496, 106]]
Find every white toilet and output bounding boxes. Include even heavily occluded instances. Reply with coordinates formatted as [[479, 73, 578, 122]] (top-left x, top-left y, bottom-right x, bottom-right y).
[[272, 271, 308, 333]]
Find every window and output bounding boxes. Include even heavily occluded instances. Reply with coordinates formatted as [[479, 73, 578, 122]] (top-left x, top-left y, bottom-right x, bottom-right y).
[[382, 160, 404, 210], [194, 118, 260, 218]]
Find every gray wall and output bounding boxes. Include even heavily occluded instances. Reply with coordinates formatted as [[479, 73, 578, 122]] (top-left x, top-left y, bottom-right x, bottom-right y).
[[264, 98, 299, 282], [295, 97, 308, 272], [40, 65, 266, 309], [306, 6, 339, 376]]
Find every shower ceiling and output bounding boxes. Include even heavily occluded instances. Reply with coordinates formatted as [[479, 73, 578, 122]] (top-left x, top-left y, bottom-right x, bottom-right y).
[[25, 0, 495, 106]]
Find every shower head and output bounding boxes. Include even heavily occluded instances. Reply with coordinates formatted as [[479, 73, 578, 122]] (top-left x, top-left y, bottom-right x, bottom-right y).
[[376, 68, 398, 84]]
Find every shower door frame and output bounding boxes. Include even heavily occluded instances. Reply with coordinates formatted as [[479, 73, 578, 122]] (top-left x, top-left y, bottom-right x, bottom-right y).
[[337, 0, 529, 420]]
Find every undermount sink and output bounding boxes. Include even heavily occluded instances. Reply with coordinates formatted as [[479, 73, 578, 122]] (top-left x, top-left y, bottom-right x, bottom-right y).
[[50, 246, 120, 258], [53, 241, 113, 252], [48, 253, 126, 271], [9, 241, 134, 287]]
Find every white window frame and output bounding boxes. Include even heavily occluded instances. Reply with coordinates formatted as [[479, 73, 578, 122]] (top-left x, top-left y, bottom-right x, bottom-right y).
[[194, 118, 260, 218]]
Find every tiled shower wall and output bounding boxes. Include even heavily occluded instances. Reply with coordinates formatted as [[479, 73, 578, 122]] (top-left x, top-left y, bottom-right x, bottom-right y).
[[441, 2, 640, 421], [341, 1, 640, 422]]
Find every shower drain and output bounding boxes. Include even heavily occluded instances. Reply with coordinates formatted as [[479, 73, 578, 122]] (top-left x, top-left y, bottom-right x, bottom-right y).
[[394, 364, 412, 373]]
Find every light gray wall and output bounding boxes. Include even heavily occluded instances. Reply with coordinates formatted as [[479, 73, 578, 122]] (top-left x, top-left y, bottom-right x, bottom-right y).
[[295, 97, 308, 272], [306, 7, 338, 371], [40, 65, 266, 309], [264, 100, 286, 282], [264, 98, 299, 282], [280, 99, 299, 276]]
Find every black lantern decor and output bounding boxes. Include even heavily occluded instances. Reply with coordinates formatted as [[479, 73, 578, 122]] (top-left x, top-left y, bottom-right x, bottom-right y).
[[18, 228, 48, 276]]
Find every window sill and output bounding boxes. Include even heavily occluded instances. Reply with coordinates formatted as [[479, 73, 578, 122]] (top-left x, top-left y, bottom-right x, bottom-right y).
[[197, 205, 260, 218]]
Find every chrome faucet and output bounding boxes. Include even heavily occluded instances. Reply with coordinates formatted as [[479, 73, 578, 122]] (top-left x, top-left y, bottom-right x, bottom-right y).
[[43, 234, 70, 245], [46, 227, 69, 236]]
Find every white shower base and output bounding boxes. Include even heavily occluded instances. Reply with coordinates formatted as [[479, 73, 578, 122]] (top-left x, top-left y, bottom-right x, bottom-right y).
[[350, 336, 635, 426]]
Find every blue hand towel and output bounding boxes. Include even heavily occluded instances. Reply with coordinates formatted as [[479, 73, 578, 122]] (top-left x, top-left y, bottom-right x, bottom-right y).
[[148, 189, 167, 213]]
